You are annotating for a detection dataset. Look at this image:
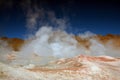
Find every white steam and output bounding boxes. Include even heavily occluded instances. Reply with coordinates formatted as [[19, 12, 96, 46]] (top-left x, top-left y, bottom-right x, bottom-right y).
[[79, 31, 96, 39], [1, 27, 120, 66], [0, 40, 13, 63], [10, 26, 110, 65], [89, 39, 106, 56], [15, 26, 84, 65]]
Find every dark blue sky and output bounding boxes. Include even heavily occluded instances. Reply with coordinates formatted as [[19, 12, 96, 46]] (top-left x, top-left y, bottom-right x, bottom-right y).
[[0, 0, 120, 38]]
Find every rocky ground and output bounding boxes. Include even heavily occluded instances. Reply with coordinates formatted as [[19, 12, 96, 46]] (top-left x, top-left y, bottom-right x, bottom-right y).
[[0, 55, 120, 80]]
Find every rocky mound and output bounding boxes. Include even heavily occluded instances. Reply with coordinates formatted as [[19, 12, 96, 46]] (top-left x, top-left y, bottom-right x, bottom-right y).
[[0, 55, 120, 80]]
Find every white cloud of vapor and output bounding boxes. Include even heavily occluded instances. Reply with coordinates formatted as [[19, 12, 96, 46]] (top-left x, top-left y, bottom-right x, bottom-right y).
[[0, 40, 13, 63], [21, 0, 69, 35]]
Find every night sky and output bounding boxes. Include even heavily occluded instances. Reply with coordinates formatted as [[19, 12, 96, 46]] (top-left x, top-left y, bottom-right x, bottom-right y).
[[0, 0, 120, 38]]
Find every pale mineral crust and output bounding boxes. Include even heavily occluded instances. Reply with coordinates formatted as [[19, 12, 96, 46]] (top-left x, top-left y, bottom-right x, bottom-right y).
[[0, 55, 120, 80]]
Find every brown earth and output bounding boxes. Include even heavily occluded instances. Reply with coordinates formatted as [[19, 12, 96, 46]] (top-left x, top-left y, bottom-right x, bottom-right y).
[[0, 34, 120, 51], [0, 37, 24, 51]]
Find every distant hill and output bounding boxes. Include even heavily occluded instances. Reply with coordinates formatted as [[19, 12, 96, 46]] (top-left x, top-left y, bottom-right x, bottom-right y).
[[0, 37, 24, 51], [75, 34, 120, 49], [0, 34, 120, 51]]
